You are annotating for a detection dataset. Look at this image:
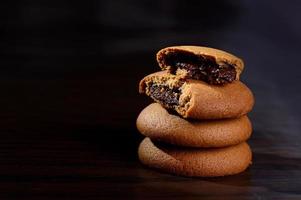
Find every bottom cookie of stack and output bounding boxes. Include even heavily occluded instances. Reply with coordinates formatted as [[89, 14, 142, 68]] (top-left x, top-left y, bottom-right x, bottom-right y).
[[138, 138, 252, 177]]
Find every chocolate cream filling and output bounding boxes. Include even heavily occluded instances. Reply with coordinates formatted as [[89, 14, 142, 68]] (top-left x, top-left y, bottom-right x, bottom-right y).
[[163, 51, 236, 84], [148, 84, 181, 107], [144, 79, 191, 116]]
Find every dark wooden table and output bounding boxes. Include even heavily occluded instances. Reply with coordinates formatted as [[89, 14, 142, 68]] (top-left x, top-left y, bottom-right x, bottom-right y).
[[1, 0, 301, 199]]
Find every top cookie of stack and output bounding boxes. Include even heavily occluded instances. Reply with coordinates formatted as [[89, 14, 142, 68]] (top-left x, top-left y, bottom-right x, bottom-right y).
[[139, 46, 254, 120], [156, 46, 244, 85]]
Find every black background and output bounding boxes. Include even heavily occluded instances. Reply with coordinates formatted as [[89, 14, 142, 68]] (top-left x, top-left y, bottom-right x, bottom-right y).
[[1, 0, 301, 199]]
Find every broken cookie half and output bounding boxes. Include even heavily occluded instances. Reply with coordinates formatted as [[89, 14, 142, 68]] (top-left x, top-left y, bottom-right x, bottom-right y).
[[139, 71, 254, 120], [156, 46, 244, 85]]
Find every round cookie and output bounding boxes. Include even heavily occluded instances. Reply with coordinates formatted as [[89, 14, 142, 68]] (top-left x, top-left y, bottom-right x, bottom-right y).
[[139, 71, 254, 120], [156, 46, 244, 85], [138, 138, 252, 177], [136, 103, 252, 148]]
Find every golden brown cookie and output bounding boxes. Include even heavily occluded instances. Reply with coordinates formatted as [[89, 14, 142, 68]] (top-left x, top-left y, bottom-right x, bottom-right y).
[[156, 46, 244, 85], [136, 103, 252, 148], [139, 71, 254, 120], [138, 138, 252, 177]]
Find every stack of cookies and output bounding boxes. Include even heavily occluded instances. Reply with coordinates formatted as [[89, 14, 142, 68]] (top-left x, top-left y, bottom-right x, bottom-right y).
[[136, 46, 254, 177]]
